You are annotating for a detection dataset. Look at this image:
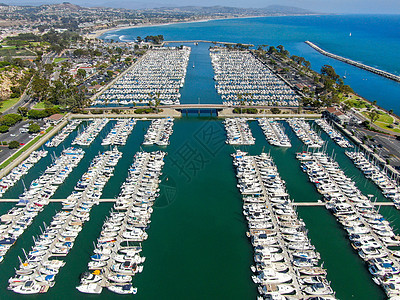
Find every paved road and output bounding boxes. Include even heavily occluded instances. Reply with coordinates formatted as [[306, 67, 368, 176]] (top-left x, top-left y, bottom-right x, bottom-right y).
[[348, 124, 400, 167]]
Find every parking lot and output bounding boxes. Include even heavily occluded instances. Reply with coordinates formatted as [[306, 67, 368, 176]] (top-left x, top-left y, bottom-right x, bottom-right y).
[[347, 124, 400, 169], [0, 120, 46, 163]]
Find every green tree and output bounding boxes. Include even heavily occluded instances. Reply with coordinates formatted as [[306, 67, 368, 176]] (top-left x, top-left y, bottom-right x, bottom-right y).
[[321, 65, 340, 82], [29, 74, 50, 102], [270, 108, 281, 114], [17, 106, 28, 117], [76, 68, 87, 80], [28, 109, 48, 119], [106, 70, 114, 78], [0, 114, 22, 126], [8, 141, 20, 149], [367, 109, 380, 124], [28, 123, 41, 133], [0, 125, 9, 133]]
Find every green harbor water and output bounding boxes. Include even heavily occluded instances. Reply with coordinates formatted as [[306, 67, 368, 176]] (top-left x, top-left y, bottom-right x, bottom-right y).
[[0, 43, 398, 299]]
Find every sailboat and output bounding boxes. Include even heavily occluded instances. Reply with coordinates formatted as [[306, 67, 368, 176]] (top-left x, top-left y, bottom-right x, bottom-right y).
[[349, 32, 352, 37], [343, 71, 347, 79], [193, 62, 195, 68]]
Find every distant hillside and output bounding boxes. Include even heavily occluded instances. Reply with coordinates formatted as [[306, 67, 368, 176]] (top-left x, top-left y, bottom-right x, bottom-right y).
[[260, 5, 313, 14], [39, 2, 83, 10], [147, 5, 315, 16]]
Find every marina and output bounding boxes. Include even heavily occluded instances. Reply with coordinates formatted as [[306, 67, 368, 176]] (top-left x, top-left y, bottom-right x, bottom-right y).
[[8, 148, 121, 294], [142, 118, 174, 146], [210, 48, 299, 106], [0, 116, 392, 299], [72, 119, 109, 146], [224, 118, 255, 145], [298, 150, 400, 298], [101, 118, 136, 146], [0, 147, 85, 262], [0, 150, 48, 198], [258, 118, 291, 147], [287, 118, 324, 148], [315, 118, 352, 148], [93, 47, 191, 106], [45, 120, 82, 148], [232, 150, 335, 299], [77, 150, 165, 294], [346, 151, 400, 207]]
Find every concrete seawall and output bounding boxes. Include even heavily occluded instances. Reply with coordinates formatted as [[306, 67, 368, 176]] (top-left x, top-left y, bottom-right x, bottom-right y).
[[305, 41, 400, 83]]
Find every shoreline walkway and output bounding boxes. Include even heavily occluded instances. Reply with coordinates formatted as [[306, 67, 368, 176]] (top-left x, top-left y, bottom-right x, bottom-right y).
[[305, 41, 400, 83]]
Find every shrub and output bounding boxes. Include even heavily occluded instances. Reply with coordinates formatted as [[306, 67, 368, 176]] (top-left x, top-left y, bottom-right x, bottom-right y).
[[91, 109, 103, 114], [270, 107, 281, 114], [134, 108, 160, 114], [0, 125, 9, 133], [28, 109, 48, 119], [28, 123, 41, 133], [246, 108, 258, 114], [233, 108, 241, 114], [8, 141, 20, 149]]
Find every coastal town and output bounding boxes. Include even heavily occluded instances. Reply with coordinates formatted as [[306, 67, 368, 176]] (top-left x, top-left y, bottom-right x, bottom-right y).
[[0, 2, 399, 300]]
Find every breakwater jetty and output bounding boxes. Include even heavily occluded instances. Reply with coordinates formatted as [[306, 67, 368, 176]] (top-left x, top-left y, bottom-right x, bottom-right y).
[[305, 41, 400, 83]]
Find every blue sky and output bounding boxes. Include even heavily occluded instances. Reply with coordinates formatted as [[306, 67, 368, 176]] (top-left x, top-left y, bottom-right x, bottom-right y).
[[3, 0, 400, 14]]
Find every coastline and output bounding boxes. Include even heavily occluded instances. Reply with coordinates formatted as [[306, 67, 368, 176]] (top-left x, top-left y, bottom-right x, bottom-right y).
[[87, 14, 321, 40]]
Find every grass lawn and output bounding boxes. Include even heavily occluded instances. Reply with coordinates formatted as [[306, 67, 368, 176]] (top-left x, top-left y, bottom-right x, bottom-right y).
[[0, 97, 20, 113], [0, 47, 34, 56], [54, 57, 68, 63], [33, 102, 47, 109], [0, 126, 53, 170], [33, 102, 62, 110], [362, 111, 394, 124], [362, 111, 400, 133], [0, 45, 17, 49]]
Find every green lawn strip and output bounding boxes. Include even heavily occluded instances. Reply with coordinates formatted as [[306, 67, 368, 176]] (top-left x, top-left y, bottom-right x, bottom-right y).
[[0, 97, 20, 113], [54, 57, 67, 63], [33, 102, 47, 109], [0, 126, 53, 170]]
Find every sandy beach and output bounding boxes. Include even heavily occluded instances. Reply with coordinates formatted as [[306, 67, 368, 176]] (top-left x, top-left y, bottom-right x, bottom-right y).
[[85, 15, 275, 40], [85, 18, 218, 39]]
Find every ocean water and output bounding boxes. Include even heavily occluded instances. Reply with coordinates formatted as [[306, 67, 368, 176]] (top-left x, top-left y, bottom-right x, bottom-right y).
[[102, 14, 400, 114]]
